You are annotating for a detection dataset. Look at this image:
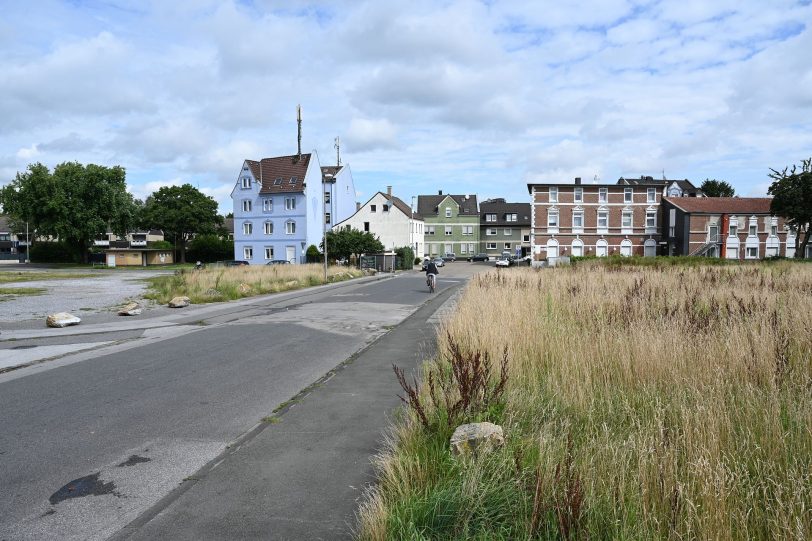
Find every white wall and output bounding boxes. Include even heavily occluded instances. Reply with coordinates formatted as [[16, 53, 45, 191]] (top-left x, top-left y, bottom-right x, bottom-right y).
[[334, 192, 423, 253]]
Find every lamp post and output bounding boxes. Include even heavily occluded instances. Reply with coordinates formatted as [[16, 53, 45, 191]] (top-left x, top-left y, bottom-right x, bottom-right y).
[[25, 221, 29, 264]]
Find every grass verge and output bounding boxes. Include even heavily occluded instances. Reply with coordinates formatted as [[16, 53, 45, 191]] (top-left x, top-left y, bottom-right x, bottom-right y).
[[0, 287, 46, 296], [0, 272, 97, 284], [358, 260, 812, 540], [144, 263, 367, 304]]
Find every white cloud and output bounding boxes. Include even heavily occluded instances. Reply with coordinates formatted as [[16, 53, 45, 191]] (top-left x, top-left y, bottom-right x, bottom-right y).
[[345, 118, 398, 152], [16, 145, 39, 160]]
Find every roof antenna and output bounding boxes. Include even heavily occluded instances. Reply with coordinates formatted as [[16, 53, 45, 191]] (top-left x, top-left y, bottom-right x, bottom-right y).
[[662, 169, 666, 180], [593, 174, 599, 184], [334, 136, 341, 166], [296, 104, 302, 162]]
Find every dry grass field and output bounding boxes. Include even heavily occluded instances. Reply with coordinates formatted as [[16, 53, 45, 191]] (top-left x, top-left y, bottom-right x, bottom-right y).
[[358, 260, 812, 540], [145, 263, 365, 304]]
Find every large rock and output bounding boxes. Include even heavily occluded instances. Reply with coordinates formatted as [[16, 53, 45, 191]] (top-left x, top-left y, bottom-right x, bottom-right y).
[[46, 312, 81, 328], [118, 301, 142, 316], [168, 296, 191, 308], [450, 422, 505, 457]]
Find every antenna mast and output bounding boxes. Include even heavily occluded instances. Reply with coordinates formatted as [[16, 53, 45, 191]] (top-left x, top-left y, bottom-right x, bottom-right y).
[[296, 104, 302, 161], [334, 136, 341, 166]]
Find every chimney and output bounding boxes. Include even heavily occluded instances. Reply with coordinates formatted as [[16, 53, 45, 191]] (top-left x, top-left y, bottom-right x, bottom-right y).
[[386, 185, 392, 199], [574, 177, 581, 185], [438, 190, 443, 196], [356, 202, 361, 211]]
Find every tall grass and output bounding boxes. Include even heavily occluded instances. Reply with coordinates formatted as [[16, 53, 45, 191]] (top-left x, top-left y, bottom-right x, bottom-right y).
[[358, 261, 812, 540], [144, 264, 365, 304]]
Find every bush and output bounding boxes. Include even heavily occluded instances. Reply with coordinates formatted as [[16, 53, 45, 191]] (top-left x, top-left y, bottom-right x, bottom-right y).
[[414, 257, 422, 265], [306, 244, 322, 263], [186, 234, 233, 263], [395, 246, 415, 270], [29, 241, 79, 263], [149, 240, 173, 250]]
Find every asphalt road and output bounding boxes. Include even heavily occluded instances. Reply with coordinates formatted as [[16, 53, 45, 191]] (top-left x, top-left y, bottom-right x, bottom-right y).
[[0, 264, 483, 540]]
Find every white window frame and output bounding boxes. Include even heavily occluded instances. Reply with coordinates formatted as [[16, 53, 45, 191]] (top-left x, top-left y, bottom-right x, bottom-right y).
[[445, 226, 453, 236], [572, 211, 583, 233], [506, 213, 517, 222], [468, 243, 475, 254], [486, 242, 497, 250], [427, 226, 435, 236], [620, 239, 632, 257], [596, 239, 608, 257], [285, 197, 296, 210], [574, 188, 583, 203], [549, 187, 558, 203], [645, 211, 657, 232], [243, 222, 252, 236], [504, 242, 511, 250], [599, 188, 607, 203], [503, 228, 512, 236], [486, 214, 496, 222], [460, 244, 468, 254], [264, 247, 274, 260], [644, 239, 657, 257], [597, 210, 608, 233], [244, 247, 253, 260], [285, 221, 296, 235], [571, 239, 583, 257], [325, 212, 331, 224], [462, 225, 473, 236], [486, 228, 497, 236], [264, 221, 273, 235], [748, 223, 757, 236], [242, 200, 252, 213], [622, 211, 633, 233], [647, 187, 656, 203], [445, 208, 452, 218], [547, 210, 559, 232], [624, 187, 633, 203], [241, 176, 251, 189], [263, 198, 272, 212], [745, 246, 758, 259], [324, 191, 331, 205]]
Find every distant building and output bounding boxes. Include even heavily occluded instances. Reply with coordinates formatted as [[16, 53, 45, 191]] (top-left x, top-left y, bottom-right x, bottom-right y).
[[334, 186, 424, 256], [479, 199, 531, 258], [417, 191, 479, 258]]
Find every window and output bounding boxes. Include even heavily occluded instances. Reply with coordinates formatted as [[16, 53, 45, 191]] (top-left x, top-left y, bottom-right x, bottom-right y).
[[599, 188, 607, 203], [571, 240, 583, 257], [241, 176, 251, 189], [462, 225, 473, 235], [244, 247, 253, 260], [770, 224, 777, 236], [285, 221, 295, 235], [547, 210, 559, 230], [325, 212, 331, 224], [427, 226, 435, 235], [596, 239, 608, 257], [264, 221, 273, 235], [504, 243, 511, 250], [503, 228, 512, 235], [572, 211, 583, 232], [748, 223, 757, 236], [549, 187, 558, 203], [289, 177, 297, 185], [262, 198, 272, 212], [468, 243, 475, 253], [445, 208, 452, 218], [644, 239, 657, 257], [264, 247, 274, 260], [324, 191, 331, 205], [620, 239, 632, 257], [574, 188, 583, 203], [242, 200, 252, 213], [597, 210, 608, 232], [647, 188, 656, 203], [523, 234, 530, 242], [486, 242, 497, 249], [646, 211, 656, 230], [729, 223, 738, 236], [243, 222, 253, 235], [445, 226, 453, 236], [486, 214, 497, 222], [624, 188, 633, 203], [285, 197, 296, 210], [506, 213, 517, 222], [460, 244, 468, 254], [364, 222, 370, 232], [273, 178, 282, 186], [622, 211, 633, 232], [746, 246, 758, 259], [486, 228, 497, 236], [370, 204, 377, 212], [709, 224, 718, 242], [383, 204, 389, 212]]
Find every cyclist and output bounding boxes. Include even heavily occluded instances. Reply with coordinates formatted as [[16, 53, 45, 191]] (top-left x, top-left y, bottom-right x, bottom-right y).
[[424, 257, 439, 291]]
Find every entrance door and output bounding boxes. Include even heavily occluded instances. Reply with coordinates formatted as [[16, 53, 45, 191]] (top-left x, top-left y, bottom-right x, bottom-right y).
[[286, 245, 296, 264], [106, 253, 116, 267]]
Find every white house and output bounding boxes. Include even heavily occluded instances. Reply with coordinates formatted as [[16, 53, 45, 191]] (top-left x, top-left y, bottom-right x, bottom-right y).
[[334, 187, 424, 256]]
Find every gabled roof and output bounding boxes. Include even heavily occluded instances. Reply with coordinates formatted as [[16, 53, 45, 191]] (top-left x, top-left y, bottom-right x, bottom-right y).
[[617, 176, 669, 186], [385, 193, 422, 220], [417, 194, 478, 216], [480, 200, 531, 226], [0, 215, 12, 232], [664, 197, 773, 214], [246, 153, 311, 194]]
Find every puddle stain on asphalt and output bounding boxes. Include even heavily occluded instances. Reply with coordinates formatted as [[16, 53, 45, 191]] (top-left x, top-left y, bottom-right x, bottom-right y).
[[49, 473, 119, 505], [117, 454, 151, 467]]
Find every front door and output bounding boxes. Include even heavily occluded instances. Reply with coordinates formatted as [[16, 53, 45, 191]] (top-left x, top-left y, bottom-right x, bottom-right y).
[[286, 245, 296, 264]]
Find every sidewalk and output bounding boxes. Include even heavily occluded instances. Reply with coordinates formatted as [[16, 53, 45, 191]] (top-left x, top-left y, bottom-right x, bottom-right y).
[[112, 280, 462, 540]]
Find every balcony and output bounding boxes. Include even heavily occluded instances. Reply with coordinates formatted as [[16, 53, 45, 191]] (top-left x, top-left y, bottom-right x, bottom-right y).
[[93, 239, 110, 247], [130, 240, 147, 247]]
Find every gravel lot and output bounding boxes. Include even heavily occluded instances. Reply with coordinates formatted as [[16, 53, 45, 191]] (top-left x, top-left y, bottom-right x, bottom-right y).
[[0, 268, 172, 324]]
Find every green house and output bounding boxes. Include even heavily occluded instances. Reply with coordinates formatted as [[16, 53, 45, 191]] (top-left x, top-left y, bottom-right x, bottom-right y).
[[417, 192, 479, 258]]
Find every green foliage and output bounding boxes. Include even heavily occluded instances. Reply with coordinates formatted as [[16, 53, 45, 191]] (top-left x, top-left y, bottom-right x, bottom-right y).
[[29, 241, 79, 263], [140, 184, 222, 263], [0, 162, 138, 262], [322, 227, 384, 263], [700, 178, 735, 197], [305, 244, 322, 263], [395, 246, 415, 270], [769, 158, 812, 258], [148, 240, 173, 250], [186, 234, 233, 263]]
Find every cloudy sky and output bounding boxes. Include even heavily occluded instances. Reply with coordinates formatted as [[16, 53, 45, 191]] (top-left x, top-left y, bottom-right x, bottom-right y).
[[1, 0, 811, 213]]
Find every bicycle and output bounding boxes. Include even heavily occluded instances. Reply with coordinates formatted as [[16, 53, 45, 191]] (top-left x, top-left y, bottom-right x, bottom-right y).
[[426, 273, 436, 293]]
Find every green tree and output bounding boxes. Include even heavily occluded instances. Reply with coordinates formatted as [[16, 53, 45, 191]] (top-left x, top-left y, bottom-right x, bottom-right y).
[[0, 162, 137, 262], [700, 179, 735, 197], [141, 184, 222, 263], [322, 227, 384, 264], [186, 234, 233, 263], [768, 158, 812, 258], [306, 244, 321, 263]]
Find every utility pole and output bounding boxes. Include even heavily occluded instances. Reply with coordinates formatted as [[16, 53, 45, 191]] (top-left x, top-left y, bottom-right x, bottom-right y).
[[25, 221, 29, 263], [323, 180, 327, 282]]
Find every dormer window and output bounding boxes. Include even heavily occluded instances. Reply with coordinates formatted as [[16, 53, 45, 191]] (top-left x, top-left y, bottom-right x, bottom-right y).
[[273, 178, 282, 186], [289, 177, 297, 185]]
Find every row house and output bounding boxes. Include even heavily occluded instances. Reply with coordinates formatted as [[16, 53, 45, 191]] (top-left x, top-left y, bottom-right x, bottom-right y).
[[527, 177, 694, 259], [334, 186, 425, 256], [479, 199, 531, 258], [231, 151, 355, 264], [661, 197, 804, 259], [0, 215, 28, 262], [417, 192, 479, 258]]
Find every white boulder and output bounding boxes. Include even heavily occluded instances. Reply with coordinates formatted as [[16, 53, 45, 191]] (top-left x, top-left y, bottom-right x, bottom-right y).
[[118, 302, 142, 316], [46, 312, 81, 328], [450, 422, 505, 457], [168, 296, 191, 308]]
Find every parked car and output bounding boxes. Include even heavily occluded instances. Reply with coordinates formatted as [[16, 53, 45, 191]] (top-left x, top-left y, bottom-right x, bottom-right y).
[[494, 257, 512, 267], [467, 253, 490, 262], [223, 260, 249, 267], [442, 253, 456, 262], [433, 257, 445, 267], [266, 260, 290, 265]]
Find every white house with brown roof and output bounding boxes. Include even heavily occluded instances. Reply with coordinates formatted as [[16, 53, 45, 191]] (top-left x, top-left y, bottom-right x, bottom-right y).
[[333, 187, 424, 256]]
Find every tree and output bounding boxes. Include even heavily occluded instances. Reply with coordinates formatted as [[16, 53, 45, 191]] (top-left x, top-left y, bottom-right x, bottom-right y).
[[141, 184, 222, 263], [305, 244, 321, 263], [700, 179, 735, 197], [768, 158, 812, 258], [321, 227, 384, 264], [0, 162, 137, 262]]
